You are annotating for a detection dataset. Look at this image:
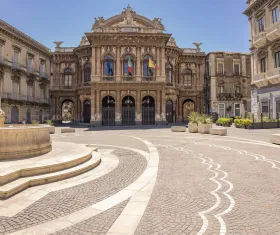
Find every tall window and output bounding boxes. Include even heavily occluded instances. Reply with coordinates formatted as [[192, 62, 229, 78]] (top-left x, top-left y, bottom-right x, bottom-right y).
[[217, 63, 224, 74], [13, 51, 19, 63], [40, 87, 45, 99], [276, 100, 280, 116], [234, 64, 240, 75], [218, 82, 224, 93], [64, 68, 72, 86], [84, 63, 91, 82], [262, 100, 269, 116], [12, 80, 19, 95], [143, 55, 153, 76], [123, 55, 134, 76], [0, 44, 3, 57], [40, 62, 45, 73], [166, 63, 172, 83], [103, 55, 114, 76], [261, 57, 266, 72], [234, 103, 241, 117], [27, 84, 33, 97], [272, 7, 278, 24], [234, 83, 241, 93], [259, 17, 264, 32], [275, 51, 280, 68], [184, 68, 192, 86], [27, 56, 33, 69], [218, 103, 225, 117]]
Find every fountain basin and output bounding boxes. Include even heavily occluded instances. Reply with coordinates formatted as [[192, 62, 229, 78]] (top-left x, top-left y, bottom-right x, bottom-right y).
[[0, 126, 51, 160]]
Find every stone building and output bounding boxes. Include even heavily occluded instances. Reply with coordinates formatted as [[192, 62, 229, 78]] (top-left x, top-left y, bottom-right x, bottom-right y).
[[244, 0, 280, 118], [204, 52, 251, 119], [50, 5, 206, 126], [0, 20, 51, 124]]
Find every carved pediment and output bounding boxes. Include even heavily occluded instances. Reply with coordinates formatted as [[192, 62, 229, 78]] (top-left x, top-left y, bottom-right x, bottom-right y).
[[92, 5, 165, 33]]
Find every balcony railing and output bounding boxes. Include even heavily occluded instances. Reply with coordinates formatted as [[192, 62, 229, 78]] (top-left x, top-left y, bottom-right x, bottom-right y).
[[217, 92, 243, 101], [122, 76, 135, 82], [266, 22, 280, 41], [233, 71, 241, 76], [40, 98, 50, 104], [216, 71, 226, 76], [254, 73, 266, 81], [0, 93, 50, 104], [267, 67, 280, 78], [11, 61, 23, 70], [0, 56, 8, 66], [27, 67, 37, 75], [39, 72, 49, 79], [142, 76, 155, 82], [103, 76, 115, 82], [77, 82, 91, 87], [63, 85, 73, 89]]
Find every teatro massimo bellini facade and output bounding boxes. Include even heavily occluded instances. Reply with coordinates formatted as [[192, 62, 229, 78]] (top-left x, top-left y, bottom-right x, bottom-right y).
[[50, 5, 205, 126]]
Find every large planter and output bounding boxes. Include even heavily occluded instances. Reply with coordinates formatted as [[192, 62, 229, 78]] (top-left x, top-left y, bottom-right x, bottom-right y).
[[0, 126, 52, 160], [0, 117, 4, 128], [198, 123, 212, 134], [188, 123, 198, 133], [253, 122, 280, 129]]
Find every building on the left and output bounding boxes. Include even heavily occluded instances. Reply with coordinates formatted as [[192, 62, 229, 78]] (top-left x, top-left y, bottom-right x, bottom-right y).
[[0, 19, 51, 124]]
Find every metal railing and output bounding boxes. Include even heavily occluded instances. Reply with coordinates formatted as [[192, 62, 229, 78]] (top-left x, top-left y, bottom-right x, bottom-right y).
[[103, 76, 115, 82], [122, 76, 135, 82], [142, 76, 155, 82], [39, 72, 49, 79], [216, 71, 226, 76], [0, 92, 49, 104], [217, 92, 243, 101], [11, 61, 22, 70], [27, 67, 37, 75]]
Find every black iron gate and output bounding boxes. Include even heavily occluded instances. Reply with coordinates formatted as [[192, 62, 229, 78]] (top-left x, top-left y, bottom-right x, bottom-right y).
[[166, 100, 173, 123], [142, 106, 155, 125], [83, 101, 91, 123], [122, 106, 135, 126], [102, 106, 115, 126]]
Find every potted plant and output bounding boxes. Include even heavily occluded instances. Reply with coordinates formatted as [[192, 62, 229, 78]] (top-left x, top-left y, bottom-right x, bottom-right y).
[[188, 112, 199, 133], [198, 114, 212, 134], [46, 120, 55, 134]]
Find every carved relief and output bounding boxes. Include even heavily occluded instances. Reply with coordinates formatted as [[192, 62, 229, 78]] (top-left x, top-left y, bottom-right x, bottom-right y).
[[121, 46, 136, 56]]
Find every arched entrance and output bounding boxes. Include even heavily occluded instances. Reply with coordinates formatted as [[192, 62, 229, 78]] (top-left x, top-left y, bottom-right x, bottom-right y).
[[102, 96, 115, 126], [142, 96, 155, 125], [26, 109, 31, 124], [166, 100, 173, 123], [83, 100, 91, 123], [11, 106, 19, 124], [122, 96, 135, 126], [61, 100, 74, 123], [183, 99, 195, 122]]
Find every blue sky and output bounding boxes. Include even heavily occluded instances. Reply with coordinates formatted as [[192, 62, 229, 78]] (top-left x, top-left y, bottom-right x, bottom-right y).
[[0, 0, 249, 53]]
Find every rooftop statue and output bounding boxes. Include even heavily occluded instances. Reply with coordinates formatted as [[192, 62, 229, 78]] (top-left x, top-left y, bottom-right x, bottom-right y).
[[153, 17, 165, 31], [53, 41, 63, 48], [92, 16, 105, 30], [168, 37, 177, 47], [79, 36, 88, 46], [193, 42, 203, 52]]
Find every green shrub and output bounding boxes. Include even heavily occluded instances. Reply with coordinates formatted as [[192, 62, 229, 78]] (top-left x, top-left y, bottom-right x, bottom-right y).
[[217, 118, 231, 126], [234, 116, 241, 119], [188, 112, 200, 124], [45, 120, 53, 126], [198, 114, 212, 124], [234, 118, 252, 127]]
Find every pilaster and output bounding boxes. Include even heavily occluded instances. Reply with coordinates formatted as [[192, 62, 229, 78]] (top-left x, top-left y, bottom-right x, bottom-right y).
[[116, 47, 121, 82], [136, 47, 141, 82], [136, 90, 141, 125]]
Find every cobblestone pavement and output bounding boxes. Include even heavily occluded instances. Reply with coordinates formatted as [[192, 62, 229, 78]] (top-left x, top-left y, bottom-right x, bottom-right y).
[[1, 126, 280, 234], [0, 148, 147, 234], [52, 199, 130, 235]]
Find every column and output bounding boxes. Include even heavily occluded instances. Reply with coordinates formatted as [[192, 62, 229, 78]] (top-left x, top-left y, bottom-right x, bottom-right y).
[[95, 90, 101, 125], [91, 47, 96, 78], [160, 47, 165, 81], [161, 90, 166, 123], [90, 90, 96, 125], [251, 85, 258, 118], [156, 47, 160, 77], [156, 90, 160, 123], [267, 46, 273, 71], [270, 92, 276, 119], [136, 47, 141, 82], [116, 90, 121, 125], [136, 90, 141, 125], [96, 47, 101, 81], [253, 52, 258, 77], [116, 47, 121, 82]]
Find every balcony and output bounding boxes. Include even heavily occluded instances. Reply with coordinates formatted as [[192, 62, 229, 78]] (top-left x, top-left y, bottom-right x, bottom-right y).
[[142, 76, 156, 82], [40, 98, 50, 104], [217, 93, 243, 101], [103, 76, 115, 82], [11, 62, 24, 71], [254, 72, 266, 82], [216, 71, 226, 77], [27, 67, 37, 76], [267, 68, 280, 85], [0, 56, 8, 66], [233, 71, 241, 77], [252, 32, 266, 48], [39, 72, 49, 79], [63, 85, 73, 90], [77, 82, 91, 87], [266, 22, 280, 41], [122, 76, 135, 82]]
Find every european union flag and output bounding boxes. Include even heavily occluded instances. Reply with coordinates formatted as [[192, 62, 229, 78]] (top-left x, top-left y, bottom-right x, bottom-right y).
[[107, 62, 114, 76]]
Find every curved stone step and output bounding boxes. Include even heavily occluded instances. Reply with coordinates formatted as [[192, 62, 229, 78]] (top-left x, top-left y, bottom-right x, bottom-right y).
[[0, 151, 101, 199], [0, 142, 97, 186]]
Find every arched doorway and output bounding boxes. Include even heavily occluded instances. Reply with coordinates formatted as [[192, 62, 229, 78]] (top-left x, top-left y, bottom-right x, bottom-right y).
[[183, 99, 195, 122], [166, 100, 173, 123], [26, 109, 31, 124], [61, 100, 74, 123], [11, 106, 19, 124], [122, 96, 135, 126], [142, 96, 155, 125], [102, 96, 115, 126], [83, 100, 91, 123]]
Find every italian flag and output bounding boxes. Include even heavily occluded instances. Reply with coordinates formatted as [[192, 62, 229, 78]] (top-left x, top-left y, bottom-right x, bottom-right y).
[[128, 56, 133, 75]]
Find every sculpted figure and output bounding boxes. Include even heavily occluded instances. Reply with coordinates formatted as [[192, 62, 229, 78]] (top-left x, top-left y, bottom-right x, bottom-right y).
[[193, 42, 203, 52]]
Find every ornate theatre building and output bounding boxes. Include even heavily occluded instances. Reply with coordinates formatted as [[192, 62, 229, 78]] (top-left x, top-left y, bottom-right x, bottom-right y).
[[51, 5, 205, 125]]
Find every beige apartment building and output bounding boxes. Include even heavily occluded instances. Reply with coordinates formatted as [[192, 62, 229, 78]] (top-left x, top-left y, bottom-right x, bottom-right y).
[[204, 52, 251, 119], [0, 20, 51, 124], [50, 5, 206, 126], [244, 0, 280, 118]]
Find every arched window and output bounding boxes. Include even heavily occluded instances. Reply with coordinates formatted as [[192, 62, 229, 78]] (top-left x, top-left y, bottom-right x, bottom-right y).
[[184, 68, 192, 86], [234, 82, 241, 93], [143, 55, 154, 76], [123, 55, 134, 76], [218, 81, 225, 93], [64, 68, 72, 86], [104, 55, 114, 76], [84, 63, 91, 82], [166, 63, 172, 83]]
